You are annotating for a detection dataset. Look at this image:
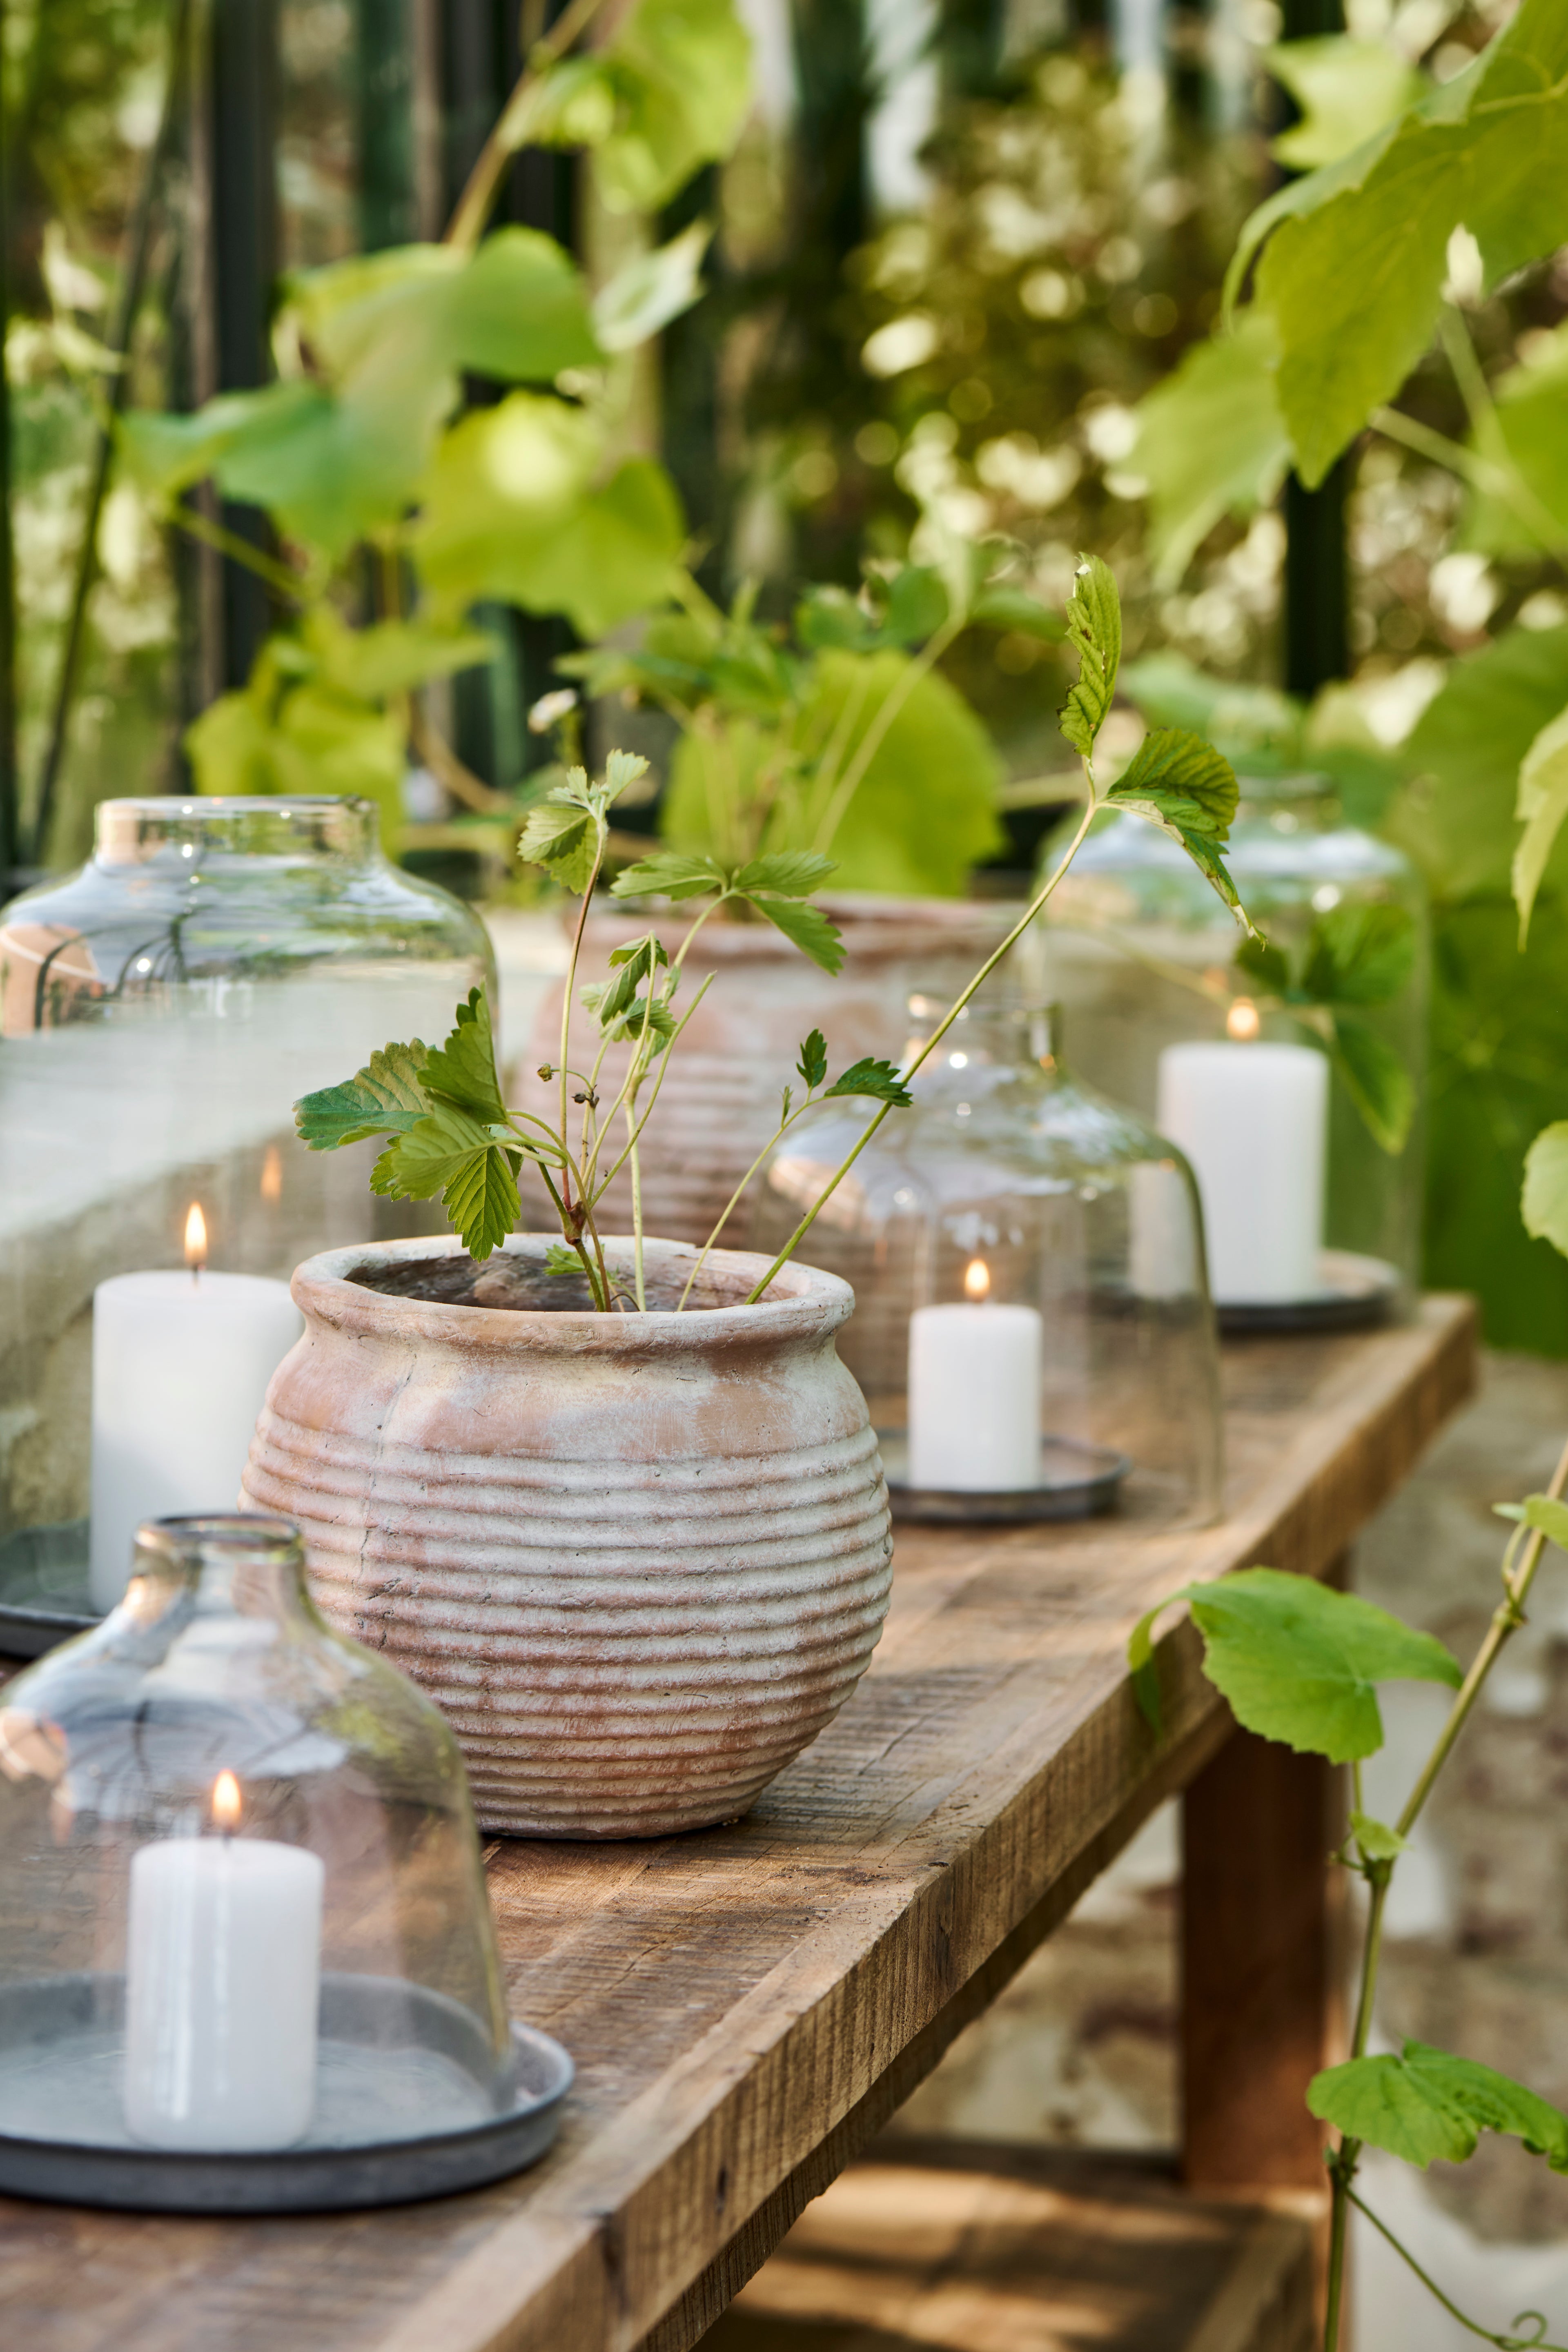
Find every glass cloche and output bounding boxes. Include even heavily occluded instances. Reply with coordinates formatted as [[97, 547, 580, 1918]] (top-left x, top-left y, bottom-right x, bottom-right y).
[[0, 1515, 568, 2210], [0, 798, 492, 1638], [1040, 774, 1428, 1324], [751, 991, 1223, 1530]]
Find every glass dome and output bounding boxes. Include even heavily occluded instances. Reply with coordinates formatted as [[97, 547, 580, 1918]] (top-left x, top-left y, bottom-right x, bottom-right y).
[[0, 1516, 566, 2210], [751, 993, 1223, 1530], [1040, 775, 1428, 1322], [0, 799, 492, 1639]]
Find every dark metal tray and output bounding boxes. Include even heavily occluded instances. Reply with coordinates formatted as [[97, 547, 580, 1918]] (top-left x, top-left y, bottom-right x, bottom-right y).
[[1216, 1250, 1402, 1336]]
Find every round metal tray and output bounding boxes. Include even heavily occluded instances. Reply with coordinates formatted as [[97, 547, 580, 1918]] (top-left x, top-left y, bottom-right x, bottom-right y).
[[0, 1971, 572, 2213], [881, 1433, 1131, 1524], [1215, 1250, 1402, 1336]]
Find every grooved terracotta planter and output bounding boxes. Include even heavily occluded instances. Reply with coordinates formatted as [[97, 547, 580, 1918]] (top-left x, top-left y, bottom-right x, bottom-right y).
[[241, 1236, 893, 1840]]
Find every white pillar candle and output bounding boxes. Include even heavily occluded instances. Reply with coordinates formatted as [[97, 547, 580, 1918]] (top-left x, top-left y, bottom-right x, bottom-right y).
[[90, 1250, 302, 1611], [1156, 1040, 1328, 1305], [1128, 1158, 1199, 1301], [124, 1776, 324, 2153], [907, 1261, 1042, 1491]]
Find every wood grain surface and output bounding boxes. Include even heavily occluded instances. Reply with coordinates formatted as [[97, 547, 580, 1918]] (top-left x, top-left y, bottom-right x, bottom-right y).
[[0, 1300, 1476, 2352]]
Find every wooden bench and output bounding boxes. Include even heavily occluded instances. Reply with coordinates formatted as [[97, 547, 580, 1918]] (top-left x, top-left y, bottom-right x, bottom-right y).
[[0, 1299, 1475, 2352]]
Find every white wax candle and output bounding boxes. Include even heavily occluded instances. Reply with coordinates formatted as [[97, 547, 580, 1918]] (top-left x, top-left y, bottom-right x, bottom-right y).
[[907, 1300, 1043, 1491], [124, 1834, 324, 2151], [1156, 1041, 1328, 1305], [1127, 1158, 1199, 1301], [90, 1271, 303, 1610]]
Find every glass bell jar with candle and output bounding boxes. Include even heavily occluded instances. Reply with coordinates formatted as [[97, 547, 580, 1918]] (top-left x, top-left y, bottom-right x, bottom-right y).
[[0, 797, 491, 1647], [750, 989, 1223, 1530], [0, 1515, 570, 2212], [1040, 773, 1428, 1328]]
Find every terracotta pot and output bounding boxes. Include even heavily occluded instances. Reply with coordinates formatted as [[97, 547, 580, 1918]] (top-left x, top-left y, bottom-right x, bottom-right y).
[[517, 893, 1018, 1246], [241, 1235, 893, 1840]]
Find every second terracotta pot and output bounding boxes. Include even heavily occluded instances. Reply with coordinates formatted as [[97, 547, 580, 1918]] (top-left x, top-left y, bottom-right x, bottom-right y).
[[242, 1236, 893, 1840]]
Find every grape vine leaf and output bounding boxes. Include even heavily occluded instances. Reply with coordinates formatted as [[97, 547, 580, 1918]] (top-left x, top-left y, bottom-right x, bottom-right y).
[[1457, 321, 1568, 559], [592, 220, 712, 353], [1309, 2044, 1568, 2172], [1129, 1566, 1462, 1757], [1522, 1121, 1568, 1260], [422, 988, 507, 1123], [1387, 622, 1568, 901], [1058, 554, 1121, 761], [1512, 704, 1568, 946], [1267, 34, 1427, 171], [592, 0, 753, 214], [294, 1042, 432, 1149], [1129, 313, 1291, 585]]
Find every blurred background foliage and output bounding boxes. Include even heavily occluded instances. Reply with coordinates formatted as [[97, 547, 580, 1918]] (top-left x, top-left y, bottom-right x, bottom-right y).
[[4, 0, 1568, 1348]]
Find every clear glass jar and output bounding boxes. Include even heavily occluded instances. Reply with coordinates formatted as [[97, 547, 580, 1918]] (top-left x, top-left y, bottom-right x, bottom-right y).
[[0, 800, 492, 1640], [0, 1517, 567, 2209], [1040, 775, 1428, 1314], [751, 993, 1223, 1530]]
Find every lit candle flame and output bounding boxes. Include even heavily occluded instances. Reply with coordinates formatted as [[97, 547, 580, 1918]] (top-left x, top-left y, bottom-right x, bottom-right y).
[[964, 1257, 991, 1302], [1226, 998, 1261, 1042], [212, 1769, 241, 1831], [260, 1145, 282, 1205], [184, 1201, 208, 1272]]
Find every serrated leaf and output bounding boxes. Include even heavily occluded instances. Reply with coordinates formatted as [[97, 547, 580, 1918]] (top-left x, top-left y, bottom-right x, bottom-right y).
[[733, 851, 837, 899], [421, 988, 506, 1123], [604, 748, 651, 801], [1513, 704, 1568, 947], [294, 1041, 431, 1149], [611, 850, 727, 900], [592, 0, 753, 214], [823, 1057, 912, 1107], [1523, 1122, 1568, 1261], [745, 894, 846, 974], [1105, 726, 1240, 837], [1333, 1014, 1415, 1155], [1130, 1567, 1462, 1763], [1350, 1809, 1408, 1860], [519, 801, 599, 895], [441, 1138, 523, 1260], [370, 1103, 520, 1259], [1267, 35, 1426, 171], [544, 1241, 582, 1276], [1301, 902, 1417, 1007], [797, 1029, 828, 1089], [1058, 555, 1121, 762], [1309, 2044, 1568, 2173]]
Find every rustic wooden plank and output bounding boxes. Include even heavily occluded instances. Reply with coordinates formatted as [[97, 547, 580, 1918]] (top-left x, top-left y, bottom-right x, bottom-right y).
[[694, 2140, 1317, 2352], [0, 1301, 1476, 2352]]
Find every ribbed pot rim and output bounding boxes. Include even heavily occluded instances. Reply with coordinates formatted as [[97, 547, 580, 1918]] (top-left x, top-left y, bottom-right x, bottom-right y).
[[290, 1234, 854, 1356]]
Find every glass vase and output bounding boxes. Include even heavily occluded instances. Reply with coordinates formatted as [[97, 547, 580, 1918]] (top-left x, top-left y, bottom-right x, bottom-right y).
[[751, 993, 1223, 1530], [0, 798, 492, 1644]]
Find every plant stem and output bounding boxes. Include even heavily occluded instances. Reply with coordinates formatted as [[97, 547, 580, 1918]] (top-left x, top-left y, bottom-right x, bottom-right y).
[[404, 698, 508, 812], [677, 1096, 814, 1311], [808, 615, 965, 858], [1371, 405, 1568, 571], [443, 0, 610, 252], [164, 503, 309, 603], [743, 795, 1100, 1303], [627, 1108, 646, 1309], [1345, 2185, 1568, 2350]]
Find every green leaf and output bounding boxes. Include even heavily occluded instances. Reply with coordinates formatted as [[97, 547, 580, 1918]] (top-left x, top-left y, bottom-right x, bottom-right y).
[[1309, 2043, 1568, 2173], [1105, 726, 1239, 837], [294, 1042, 432, 1149], [1301, 902, 1417, 1007], [1513, 704, 1568, 946], [544, 1241, 583, 1276], [1238, 0, 1568, 486], [611, 850, 727, 900], [1133, 1567, 1462, 1763], [421, 988, 506, 1123], [372, 1102, 521, 1259], [308, 616, 497, 701], [1522, 1121, 1568, 1260], [797, 1029, 828, 1089], [594, 933, 668, 1024], [1499, 1492, 1568, 1551], [823, 1057, 912, 1107], [445, 226, 603, 379], [1389, 624, 1568, 902], [1332, 1015, 1416, 1156], [580, 981, 677, 1048], [883, 565, 950, 647], [1267, 35, 1427, 170], [968, 583, 1065, 640], [519, 800, 599, 894], [592, 219, 711, 353], [592, 0, 753, 214], [1128, 314, 1292, 586], [1058, 554, 1121, 762], [1236, 934, 1292, 996], [1350, 1810, 1408, 1860], [1457, 323, 1568, 560], [733, 851, 837, 899], [796, 586, 878, 652], [747, 893, 846, 975], [604, 748, 652, 802]]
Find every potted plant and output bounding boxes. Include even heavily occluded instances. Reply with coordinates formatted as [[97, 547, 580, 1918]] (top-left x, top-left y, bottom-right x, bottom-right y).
[[243, 559, 1248, 1839]]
